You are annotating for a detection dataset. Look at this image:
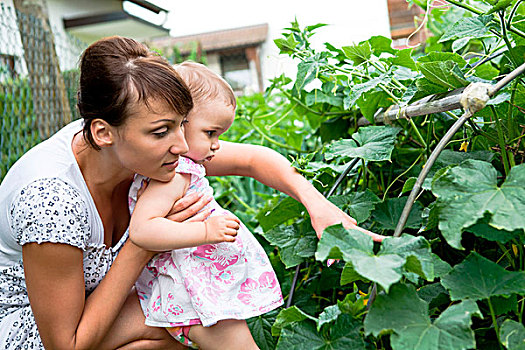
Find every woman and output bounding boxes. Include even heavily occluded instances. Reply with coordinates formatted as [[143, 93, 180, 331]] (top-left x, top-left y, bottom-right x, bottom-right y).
[[0, 36, 381, 349]]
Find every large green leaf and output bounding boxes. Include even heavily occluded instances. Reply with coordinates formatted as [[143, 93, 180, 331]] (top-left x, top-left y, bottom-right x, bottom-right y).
[[263, 224, 317, 268], [418, 52, 467, 67], [418, 61, 470, 90], [329, 190, 381, 224], [441, 252, 525, 301], [439, 15, 493, 42], [276, 314, 366, 350], [271, 306, 317, 337], [325, 126, 401, 162], [247, 309, 279, 350], [432, 160, 525, 249], [371, 197, 423, 230], [380, 234, 436, 281], [316, 225, 405, 292], [389, 48, 417, 70], [365, 283, 481, 350], [500, 319, 525, 350], [342, 42, 372, 65], [257, 197, 305, 232], [369, 35, 396, 55]]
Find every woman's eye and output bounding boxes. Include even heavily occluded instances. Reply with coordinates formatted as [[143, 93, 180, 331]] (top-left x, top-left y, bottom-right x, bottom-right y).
[[181, 119, 189, 127], [153, 128, 168, 137]]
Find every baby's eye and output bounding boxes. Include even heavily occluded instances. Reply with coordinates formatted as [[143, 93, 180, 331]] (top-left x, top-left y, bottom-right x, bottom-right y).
[[206, 130, 216, 136], [181, 119, 189, 127]]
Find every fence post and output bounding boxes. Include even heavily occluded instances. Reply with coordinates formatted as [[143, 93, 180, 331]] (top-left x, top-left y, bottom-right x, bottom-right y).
[[13, 0, 72, 139]]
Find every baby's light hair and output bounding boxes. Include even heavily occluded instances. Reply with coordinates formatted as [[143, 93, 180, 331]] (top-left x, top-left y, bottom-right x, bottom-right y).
[[174, 61, 236, 109]]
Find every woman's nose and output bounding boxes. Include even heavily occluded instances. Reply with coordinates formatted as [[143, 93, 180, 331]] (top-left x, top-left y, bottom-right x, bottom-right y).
[[170, 129, 189, 155]]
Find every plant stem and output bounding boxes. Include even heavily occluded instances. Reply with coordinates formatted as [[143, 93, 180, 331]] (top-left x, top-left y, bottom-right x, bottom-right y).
[[230, 192, 257, 214], [243, 115, 304, 152], [279, 89, 350, 116], [490, 106, 511, 175], [445, 0, 483, 15], [382, 152, 423, 201], [507, 0, 524, 29], [487, 298, 503, 349]]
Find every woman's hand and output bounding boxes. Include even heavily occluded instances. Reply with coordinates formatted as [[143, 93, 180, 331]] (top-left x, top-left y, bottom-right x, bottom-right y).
[[166, 192, 213, 222], [137, 179, 212, 223], [309, 200, 385, 242]]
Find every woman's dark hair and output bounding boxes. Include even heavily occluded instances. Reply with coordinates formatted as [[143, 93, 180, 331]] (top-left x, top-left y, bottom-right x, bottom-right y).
[[77, 36, 193, 149]]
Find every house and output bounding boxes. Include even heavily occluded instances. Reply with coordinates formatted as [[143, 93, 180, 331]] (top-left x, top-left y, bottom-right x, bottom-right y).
[[149, 24, 268, 95]]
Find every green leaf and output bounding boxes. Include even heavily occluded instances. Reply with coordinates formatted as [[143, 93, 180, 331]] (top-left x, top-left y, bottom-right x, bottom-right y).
[[343, 77, 384, 109], [329, 190, 381, 224], [305, 90, 343, 107], [372, 197, 423, 231], [487, 0, 514, 14], [369, 35, 396, 55], [340, 261, 366, 285], [247, 309, 279, 350], [317, 305, 341, 331], [441, 252, 525, 301], [365, 283, 481, 350], [342, 42, 372, 65], [337, 291, 367, 317], [402, 177, 417, 194], [390, 48, 417, 70], [325, 126, 401, 162], [294, 54, 327, 95], [272, 306, 317, 337], [276, 314, 366, 350], [257, 197, 305, 232], [356, 90, 393, 122], [274, 34, 299, 54], [418, 52, 467, 68], [418, 61, 470, 90], [380, 234, 436, 280], [474, 62, 499, 80], [315, 224, 372, 262], [412, 77, 449, 101], [316, 225, 404, 292], [432, 160, 525, 249], [465, 219, 521, 244], [500, 319, 525, 350], [439, 15, 493, 42], [263, 224, 317, 268]]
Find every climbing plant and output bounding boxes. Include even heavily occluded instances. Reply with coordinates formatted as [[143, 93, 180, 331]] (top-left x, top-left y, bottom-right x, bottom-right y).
[[213, 1, 525, 349]]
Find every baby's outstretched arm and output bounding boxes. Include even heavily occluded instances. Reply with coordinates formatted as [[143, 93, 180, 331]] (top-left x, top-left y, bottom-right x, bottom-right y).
[[130, 174, 239, 251]]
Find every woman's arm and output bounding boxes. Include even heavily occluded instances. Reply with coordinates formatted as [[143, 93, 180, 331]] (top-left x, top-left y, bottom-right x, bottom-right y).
[[23, 240, 168, 349], [130, 174, 240, 250], [205, 141, 384, 242]]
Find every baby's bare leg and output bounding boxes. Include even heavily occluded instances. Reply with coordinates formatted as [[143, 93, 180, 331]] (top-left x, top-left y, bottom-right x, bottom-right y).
[[188, 319, 259, 350]]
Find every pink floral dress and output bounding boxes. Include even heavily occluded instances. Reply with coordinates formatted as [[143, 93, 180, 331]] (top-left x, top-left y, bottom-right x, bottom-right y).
[[130, 157, 283, 328]]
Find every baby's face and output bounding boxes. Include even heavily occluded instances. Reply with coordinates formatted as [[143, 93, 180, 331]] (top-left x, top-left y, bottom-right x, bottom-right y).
[[183, 100, 235, 163]]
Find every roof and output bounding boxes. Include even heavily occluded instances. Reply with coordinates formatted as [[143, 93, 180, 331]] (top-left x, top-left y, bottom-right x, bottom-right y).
[[151, 23, 269, 54]]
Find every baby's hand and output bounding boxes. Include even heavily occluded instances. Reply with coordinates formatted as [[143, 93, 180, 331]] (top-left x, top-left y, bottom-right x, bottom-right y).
[[204, 215, 240, 244]]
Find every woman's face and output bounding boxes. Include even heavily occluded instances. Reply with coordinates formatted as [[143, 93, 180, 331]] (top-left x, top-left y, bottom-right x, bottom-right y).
[[112, 99, 189, 182]]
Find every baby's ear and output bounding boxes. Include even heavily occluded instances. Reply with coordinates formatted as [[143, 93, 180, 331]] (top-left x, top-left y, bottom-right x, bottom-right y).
[[90, 119, 115, 148]]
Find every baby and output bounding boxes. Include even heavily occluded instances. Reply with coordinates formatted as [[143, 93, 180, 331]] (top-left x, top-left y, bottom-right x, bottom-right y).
[[129, 62, 283, 349]]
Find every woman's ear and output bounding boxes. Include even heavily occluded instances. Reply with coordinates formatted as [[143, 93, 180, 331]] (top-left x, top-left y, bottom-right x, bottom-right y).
[[90, 119, 115, 148]]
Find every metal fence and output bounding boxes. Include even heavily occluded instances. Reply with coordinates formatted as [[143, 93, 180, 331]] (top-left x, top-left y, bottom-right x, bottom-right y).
[[0, 3, 84, 180]]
